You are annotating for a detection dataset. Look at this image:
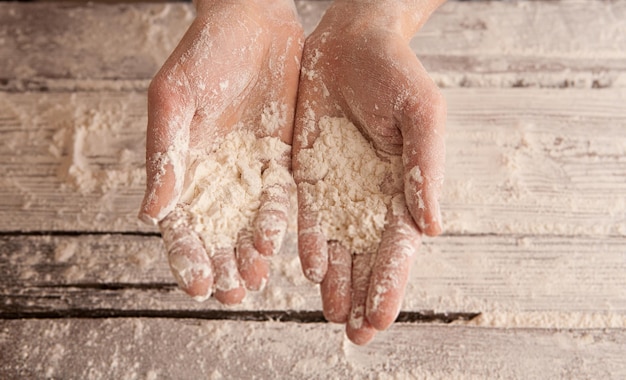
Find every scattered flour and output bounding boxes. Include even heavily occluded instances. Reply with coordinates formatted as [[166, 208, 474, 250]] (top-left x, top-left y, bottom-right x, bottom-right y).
[[467, 311, 626, 329], [54, 241, 77, 263], [179, 131, 292, 252], [50, 98, 145, 196], [296, 116, 403, 254]]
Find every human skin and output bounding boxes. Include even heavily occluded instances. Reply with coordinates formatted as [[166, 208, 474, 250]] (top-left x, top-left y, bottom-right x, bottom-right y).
[[138, 0, 304, 305], [293, 0, 447, 345]]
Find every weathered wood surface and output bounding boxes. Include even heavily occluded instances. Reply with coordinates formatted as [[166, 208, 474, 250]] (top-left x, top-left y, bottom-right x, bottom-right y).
[[1, 234, 625, 321], [1, 89, 624, 235], [1, 319, 625, 379], [1, 1, 625, 91], [1, 1, 625, 378]]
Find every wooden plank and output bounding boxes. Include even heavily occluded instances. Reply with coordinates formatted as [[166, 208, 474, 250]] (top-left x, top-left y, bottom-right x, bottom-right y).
[[1, 89, 624, 235], [2, 234, 625, 321], [0, 233, 321, 315], [1, 1, 624, 91], [0, 3, 192, 91], [0, 92, 148, 232], [1, 319, 624, 379], [414, 0, 626, 88]]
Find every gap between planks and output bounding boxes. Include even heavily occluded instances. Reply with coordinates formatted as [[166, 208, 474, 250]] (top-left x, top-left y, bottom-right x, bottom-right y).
[[1, 89, 625, 235], [2, 234, 625, 323], [0, 308, 479, 325], [0, 1, 625, 91]]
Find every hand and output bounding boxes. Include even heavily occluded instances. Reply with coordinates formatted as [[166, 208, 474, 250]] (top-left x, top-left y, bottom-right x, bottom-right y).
[[293, 0, 446, 344], [139, 0, 304, 305]]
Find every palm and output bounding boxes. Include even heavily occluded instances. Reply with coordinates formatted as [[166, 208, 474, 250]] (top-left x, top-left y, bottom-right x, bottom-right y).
[[140, 2, 303, 305], [293, 19, 446, 344]]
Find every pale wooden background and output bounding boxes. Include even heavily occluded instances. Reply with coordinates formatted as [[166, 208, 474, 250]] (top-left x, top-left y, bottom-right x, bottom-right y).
[[1, 1, 625, 378]]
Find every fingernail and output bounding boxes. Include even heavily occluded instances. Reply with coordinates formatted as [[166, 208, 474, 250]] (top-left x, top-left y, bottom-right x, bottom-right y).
[[192, 293, 211, 303], [349, 306, 365, 330], [436, 202, 443, 229], [169, 254, 212, 290], [304, 267, 325, 283], [138, 210, 158, 226], [431, 200, 443, 234], [368, 285, 385, 315], [417, 215, 429, 232], [257, 277, 268, 292]]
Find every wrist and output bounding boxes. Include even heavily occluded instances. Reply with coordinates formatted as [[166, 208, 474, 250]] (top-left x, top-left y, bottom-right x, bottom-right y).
[[193, 0, 296, 16], [327, 0, 445, 40]]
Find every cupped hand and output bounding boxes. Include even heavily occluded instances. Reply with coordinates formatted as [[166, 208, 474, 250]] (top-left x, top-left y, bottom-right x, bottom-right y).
[[293, 1, 446, 344], [139, 0, 303, 305]]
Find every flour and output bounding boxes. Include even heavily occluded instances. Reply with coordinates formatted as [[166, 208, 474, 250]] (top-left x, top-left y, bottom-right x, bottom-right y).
[[261, 101, 288, 135], [54, 241, 77, 263], [178, 131, 292, 252], [142, 123, 190, 225], [297, 116, 403, 254], [50, 98, 146, 196], [467, 311, 626, 329]]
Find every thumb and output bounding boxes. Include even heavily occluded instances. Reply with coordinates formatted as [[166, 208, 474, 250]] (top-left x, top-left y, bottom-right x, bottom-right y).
[[139, 78, 194, 225], [399, 77, 446, 236]]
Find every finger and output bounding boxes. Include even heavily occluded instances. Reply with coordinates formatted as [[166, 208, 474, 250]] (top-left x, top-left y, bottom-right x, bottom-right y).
[[367, 195, 421, 331], [159, 207, 213, 302], [397, 60, 446, 236], [296, 186, 328, 283], [292, 96, 334, 283], [213, 248, 246, 305], [292, 42, 339, 284], [320, 242, 352, 323], [236, 230, 270, 292], [139, 75, 194, 225], [345, 253, 377, 346], [254, 167, 291, 257], [252, 27, 299, 255]]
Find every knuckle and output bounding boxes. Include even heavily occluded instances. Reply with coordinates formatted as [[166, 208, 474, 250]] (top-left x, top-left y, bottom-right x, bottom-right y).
[[147, 76, 167, 101], [148, 73, 187, 111], [404, 85, 447, 128], [427, 86, 446, 111]]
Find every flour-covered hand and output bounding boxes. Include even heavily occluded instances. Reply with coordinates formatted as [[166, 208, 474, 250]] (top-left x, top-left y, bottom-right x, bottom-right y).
[[138, 0, 303, 304], [293, 0, 447, 344]]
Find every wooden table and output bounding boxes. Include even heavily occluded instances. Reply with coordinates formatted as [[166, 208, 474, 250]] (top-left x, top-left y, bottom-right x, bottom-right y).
[[1, 1, 625, 378]]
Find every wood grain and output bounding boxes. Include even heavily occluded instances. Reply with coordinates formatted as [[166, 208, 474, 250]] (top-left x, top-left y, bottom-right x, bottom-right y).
[[1, 89, 624, 235], [1, 319, 624, 379], [1, 1, 624, 91], [1, 2, 625, 377], [2, 234, 624, 319]]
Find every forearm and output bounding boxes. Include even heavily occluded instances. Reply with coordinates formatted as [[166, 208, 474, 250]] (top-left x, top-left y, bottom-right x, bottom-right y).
[[326, 0, 446, 40]]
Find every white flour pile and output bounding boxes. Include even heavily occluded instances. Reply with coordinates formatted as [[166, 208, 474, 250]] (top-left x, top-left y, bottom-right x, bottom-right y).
[[297, 116, 403, 254], [179, 131, 292, 251]]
